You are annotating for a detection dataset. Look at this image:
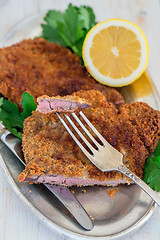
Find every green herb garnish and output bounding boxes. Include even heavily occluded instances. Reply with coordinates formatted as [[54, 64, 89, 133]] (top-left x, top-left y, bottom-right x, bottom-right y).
[[40, 3, 96, 58], [0, 92, 37, 139], [143, 141, 160, 191]]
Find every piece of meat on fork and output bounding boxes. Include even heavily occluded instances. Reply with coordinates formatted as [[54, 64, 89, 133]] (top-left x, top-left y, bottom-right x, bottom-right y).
[[37, 95, 91, 114]]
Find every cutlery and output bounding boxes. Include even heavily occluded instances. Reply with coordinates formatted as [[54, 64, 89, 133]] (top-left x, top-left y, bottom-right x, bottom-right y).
[[57, 111, 160, 206], [0, 127, 94, 230]]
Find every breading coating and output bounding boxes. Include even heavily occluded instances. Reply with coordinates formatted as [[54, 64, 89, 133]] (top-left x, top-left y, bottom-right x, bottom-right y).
[[0, 38, 124, 109], [18, 90, 160, 187], [119, 102, 160, 152]]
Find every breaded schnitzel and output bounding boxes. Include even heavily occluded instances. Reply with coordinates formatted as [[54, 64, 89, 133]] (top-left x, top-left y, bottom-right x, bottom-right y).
[[119, 102, 160, 152], [18, 90, 160, 187], [0, 38, 124, 109]]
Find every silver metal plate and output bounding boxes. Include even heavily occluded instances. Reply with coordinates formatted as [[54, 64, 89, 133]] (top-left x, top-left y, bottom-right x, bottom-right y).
[[0, 10, 160, 240]]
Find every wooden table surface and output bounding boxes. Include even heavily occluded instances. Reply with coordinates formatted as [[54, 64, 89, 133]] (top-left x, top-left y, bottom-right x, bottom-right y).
[[0, 0, 160, 240]]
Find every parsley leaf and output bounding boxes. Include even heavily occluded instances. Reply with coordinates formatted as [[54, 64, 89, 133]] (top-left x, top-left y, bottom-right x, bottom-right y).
[[153, 141, 160, 157], [143, 141, 160, 191], [78, 6, 96, 29], [44, 10, 64, 28], [0, 99, 23, 128], [21, 92, 37, 119], [0, 98, 3, 108], [0, 92, 37, 139], [40, 24, 67, 46], [40, 3, 96, 58]]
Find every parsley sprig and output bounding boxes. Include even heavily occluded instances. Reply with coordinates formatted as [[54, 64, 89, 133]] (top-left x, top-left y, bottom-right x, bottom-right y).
[[143, 141, 160, 191], [0, 92, 37, 139], [40, 3, 96, 58]]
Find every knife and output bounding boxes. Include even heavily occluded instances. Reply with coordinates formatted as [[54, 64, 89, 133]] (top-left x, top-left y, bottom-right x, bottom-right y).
[[0, 127, 94, 230]]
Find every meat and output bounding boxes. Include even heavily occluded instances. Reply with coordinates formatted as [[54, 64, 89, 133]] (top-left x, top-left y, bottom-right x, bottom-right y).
[[119, 102, 160, 152], [18, 89, 160, 187], [37, 95, 91, 113], [0, 38, 124, 109]]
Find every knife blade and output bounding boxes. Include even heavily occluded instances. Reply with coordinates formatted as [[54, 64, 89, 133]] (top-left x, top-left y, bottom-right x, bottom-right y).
[[0, 128, 94, 230]]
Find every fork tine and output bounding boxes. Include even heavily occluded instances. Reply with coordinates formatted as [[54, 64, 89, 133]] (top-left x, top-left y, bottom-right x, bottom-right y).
[[79, 111, 106, 144], [64, 114, 97, 154], [71, 112, 102, 149], [56, 113, 95, 160], [79, 111, 120, 153]]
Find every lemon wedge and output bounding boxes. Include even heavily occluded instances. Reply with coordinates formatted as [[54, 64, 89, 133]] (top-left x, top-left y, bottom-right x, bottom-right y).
[[82, 19, 149, 87]]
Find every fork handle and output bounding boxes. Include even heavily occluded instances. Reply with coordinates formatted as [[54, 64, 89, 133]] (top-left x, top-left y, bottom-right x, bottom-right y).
[[118, 164, 160, 206]]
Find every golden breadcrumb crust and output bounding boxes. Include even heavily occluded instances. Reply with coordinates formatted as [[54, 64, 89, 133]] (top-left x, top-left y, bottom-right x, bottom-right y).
[[0, 38, 124, 109], [18, 89, 160, 185]]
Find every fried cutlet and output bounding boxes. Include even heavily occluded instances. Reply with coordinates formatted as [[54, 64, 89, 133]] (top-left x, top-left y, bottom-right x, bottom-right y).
[[119, 102, 160, 152], [18, 89, 160, 187], [0, 38, 124, 109]]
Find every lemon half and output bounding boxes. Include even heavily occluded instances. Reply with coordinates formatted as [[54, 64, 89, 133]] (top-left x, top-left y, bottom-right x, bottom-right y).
[[82, 19, 149, 87]]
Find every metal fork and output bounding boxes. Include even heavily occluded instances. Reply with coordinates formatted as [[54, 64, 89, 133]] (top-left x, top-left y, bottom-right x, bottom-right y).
[[57, 111, 160, 207]]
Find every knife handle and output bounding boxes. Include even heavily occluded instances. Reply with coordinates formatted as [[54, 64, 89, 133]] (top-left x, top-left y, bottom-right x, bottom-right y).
[[0, 130, 94, 230]]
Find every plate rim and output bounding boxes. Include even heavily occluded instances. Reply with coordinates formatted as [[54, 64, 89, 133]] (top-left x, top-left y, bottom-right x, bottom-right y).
[[0, 10, 159, 240], [0, 152, 157, 240]]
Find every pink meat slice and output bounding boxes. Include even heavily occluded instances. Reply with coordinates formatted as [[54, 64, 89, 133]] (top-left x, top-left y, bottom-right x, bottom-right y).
[[24, 175, 127, 187], [37, 95, 91, 113]]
